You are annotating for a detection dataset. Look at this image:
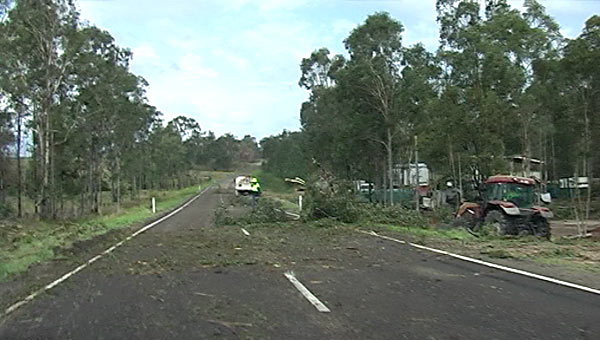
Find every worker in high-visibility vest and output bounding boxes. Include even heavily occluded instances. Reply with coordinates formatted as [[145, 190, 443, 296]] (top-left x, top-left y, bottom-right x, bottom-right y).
[[250, 177, 261, 196]]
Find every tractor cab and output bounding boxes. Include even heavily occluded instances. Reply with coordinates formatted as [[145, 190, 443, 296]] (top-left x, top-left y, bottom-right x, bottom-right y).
[[484, 176, 536, 209]]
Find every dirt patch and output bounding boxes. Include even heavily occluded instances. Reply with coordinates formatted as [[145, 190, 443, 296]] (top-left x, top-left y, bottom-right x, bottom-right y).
[[551, 220, 600, 238]]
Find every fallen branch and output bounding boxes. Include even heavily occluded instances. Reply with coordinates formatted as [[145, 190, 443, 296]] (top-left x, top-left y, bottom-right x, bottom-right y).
[[563, 233, 593, 240], [207, 319, 253, 330]]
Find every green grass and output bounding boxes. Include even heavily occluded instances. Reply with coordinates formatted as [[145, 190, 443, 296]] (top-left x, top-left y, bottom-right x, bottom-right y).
[[0, 181, 215, 281], [267, 196, 300, 212], [252, 169, 295, 194], [250, 169, 301, 212]]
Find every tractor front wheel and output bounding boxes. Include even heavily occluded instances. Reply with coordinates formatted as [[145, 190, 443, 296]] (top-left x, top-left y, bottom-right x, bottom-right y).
[[482, 210, 511, 236]]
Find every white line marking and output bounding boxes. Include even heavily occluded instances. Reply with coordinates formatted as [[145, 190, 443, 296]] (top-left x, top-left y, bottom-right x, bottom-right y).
[[284, 271, 330, 313], [361, 230, 600, 296], [284, 211, 300, 219], [274, 208, 300, 220], [241, 228, 250, 236], [4, 186, 213, 317]]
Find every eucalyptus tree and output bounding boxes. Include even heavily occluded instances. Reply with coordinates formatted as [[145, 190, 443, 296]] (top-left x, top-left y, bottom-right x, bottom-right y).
[[340, 12, 407, 204], [560, 15, 600, 225], [341, 12, 439, 204], [260, 130, 308, 178], [298, 48, 348, 176], [59, 25, 145, 213], [1, 0, 80, 217], [0, 11, 26, 216], [432, 0, 562, 180]]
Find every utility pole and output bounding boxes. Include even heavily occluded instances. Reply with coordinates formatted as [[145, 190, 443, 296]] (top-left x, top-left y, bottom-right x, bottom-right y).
[[415, 135, 419, 212]]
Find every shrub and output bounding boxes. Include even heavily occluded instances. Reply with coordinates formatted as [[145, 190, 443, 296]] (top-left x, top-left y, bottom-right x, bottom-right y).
[[302, 176, 360, 223], [215, 197, 291, 226], [357, 204, 429, 228], [0, 203, 12, 218]]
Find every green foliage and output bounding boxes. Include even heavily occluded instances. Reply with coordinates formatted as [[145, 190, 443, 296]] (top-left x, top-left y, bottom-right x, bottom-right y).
[[0, 183, 209, 280], [305, 218, 340, 229], [428, 206, 456, 225], [0, 1, 259, 219], [252, 169, 294, 194], [215, 197, 291, 226], [0, 202, 12, 217], [260, 130, 308, 179], [357, 205, 429, 227], [245, 199, 290, 224], [291, 2, 600, 213], [302, 177, 360, 223]]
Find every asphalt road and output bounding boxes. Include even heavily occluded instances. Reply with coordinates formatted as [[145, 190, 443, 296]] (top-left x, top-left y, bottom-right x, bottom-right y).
[[1, 186, 599, 339]]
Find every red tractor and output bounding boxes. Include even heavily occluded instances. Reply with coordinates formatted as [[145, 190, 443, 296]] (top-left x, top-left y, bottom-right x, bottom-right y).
[[456, 175, 553, 238]]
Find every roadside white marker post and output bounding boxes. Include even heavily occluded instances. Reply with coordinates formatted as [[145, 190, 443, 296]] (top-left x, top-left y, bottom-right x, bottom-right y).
[[284, 271, 330, 312], [151, 197, 156, 213], [298, 195, 303, 211]]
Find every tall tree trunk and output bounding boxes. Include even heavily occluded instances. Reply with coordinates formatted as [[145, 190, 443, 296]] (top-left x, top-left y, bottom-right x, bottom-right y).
[[387, 127, 394, 206], [0, 178, 4, 207], [36, 110, 51, 218], [50, 130, 55, 219], [116, 158, 121, 213], [583, 97, 591, 234], [586, 158, 592, 224], [551, 135, 557, 182], [97, 162, 102, 215], [414, 135, 420, 212], [79, 188, 85, 217], [32, 127, 38, 215], [448, 137, 456, 184], [522, 122, 531, 177], [16, 111, 23, 218], [131, 175, 136, 200], [381, 159, 387, 205]]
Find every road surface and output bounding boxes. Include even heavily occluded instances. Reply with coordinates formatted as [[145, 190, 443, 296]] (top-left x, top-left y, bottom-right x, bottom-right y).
[[1, 186, 599, 339]]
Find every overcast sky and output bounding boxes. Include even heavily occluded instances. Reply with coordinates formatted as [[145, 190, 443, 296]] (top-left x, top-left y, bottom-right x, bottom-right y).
[[77, 0, 599, 140]]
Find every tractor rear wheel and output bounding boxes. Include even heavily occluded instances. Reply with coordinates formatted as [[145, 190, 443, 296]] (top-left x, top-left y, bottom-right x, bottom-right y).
[[483, 210, 511, 236], [532, 217, 551, 240]]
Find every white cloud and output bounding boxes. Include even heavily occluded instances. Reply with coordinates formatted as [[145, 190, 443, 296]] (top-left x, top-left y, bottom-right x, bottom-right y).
[[257, 0, 308, 12], [132, 45, 158, 61], [77, 0, 596, 140], [226, 0, 307, 12], [178, 54, 219, 79], [212, 49, 249, 70], [332, 18, 357, 36]]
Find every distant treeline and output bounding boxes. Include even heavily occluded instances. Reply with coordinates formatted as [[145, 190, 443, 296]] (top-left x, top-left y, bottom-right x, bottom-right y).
[[0, 1, 259, 219], [263, 1, 599, 211]]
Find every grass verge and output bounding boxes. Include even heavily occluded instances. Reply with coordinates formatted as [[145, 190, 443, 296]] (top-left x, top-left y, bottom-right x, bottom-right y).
[[0, 179, 218, 281], [251, 169, 295, 194], [251, 169, 301, 212], [224, 176, 600, 274]]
